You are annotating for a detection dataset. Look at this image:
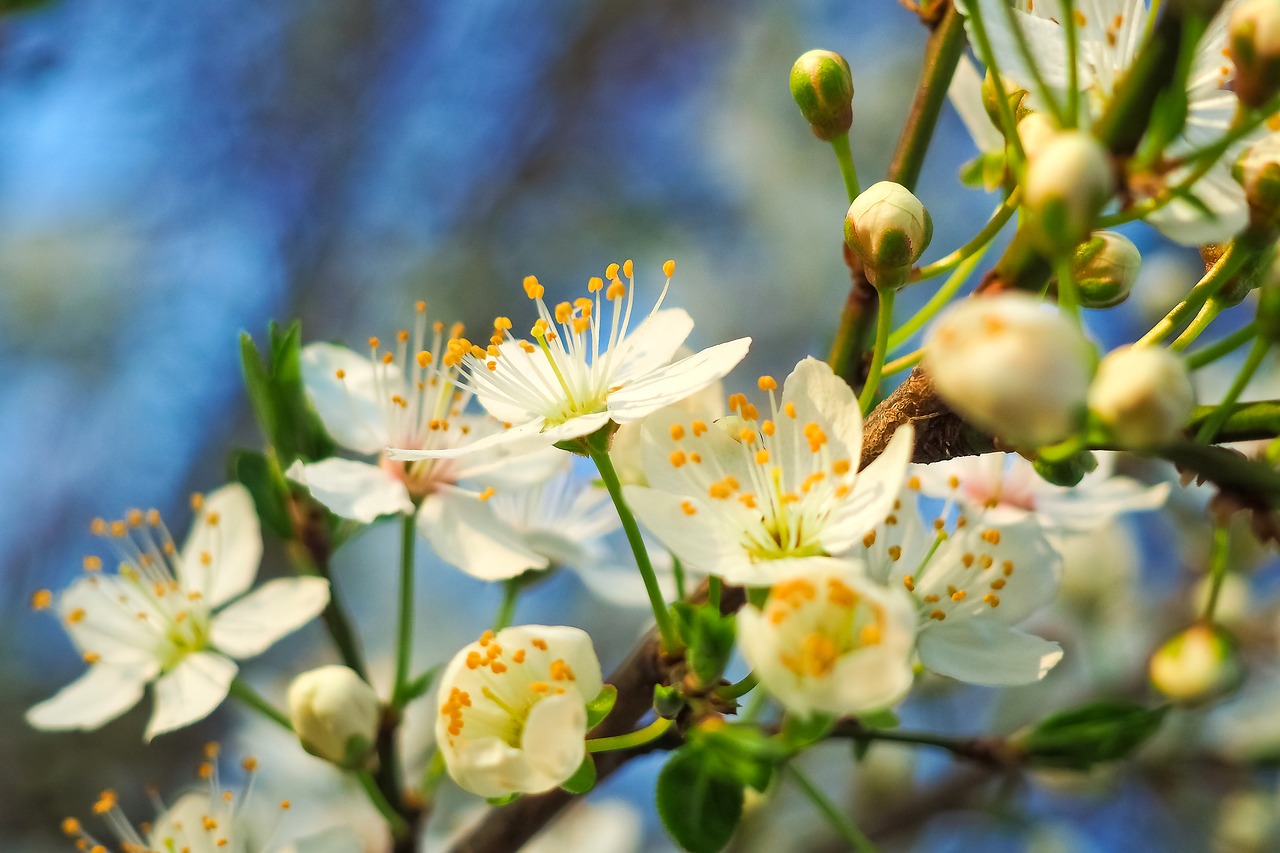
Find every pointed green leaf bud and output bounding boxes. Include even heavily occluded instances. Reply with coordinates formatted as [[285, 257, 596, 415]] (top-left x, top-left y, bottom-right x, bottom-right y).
[[1149, 623, 1244, 705], [1229, 0, 1280, 109], [1070, 231, 1142, 308], [288, 665, 381, 770], [1089, 346, 1196, 448], [790, 50, 854, 141], [1023, 132, 1116, 255], [844, 181, 933, 289]]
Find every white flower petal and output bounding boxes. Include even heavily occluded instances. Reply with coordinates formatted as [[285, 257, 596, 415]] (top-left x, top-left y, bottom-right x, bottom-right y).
[[607, 337, 751, 423], [58, 576, 166, 666], [301, 343, 390, 455], [417, 491, 549, 581], [146, 652, 238, 739], [26, 663, 153, 731], [623, 486, 744, 578], [958, 0, 1074, 94], [180, 483, 263, 608], [821, 425, 915, 555], [388, 418, 552, 461], [285, 457, 414, 522], [520, 691, 588, 788], [773, 357, 864, 482], [609, 308, 694, 385], [450, 737, 536, 799], [918, 620, 1063, 685], [210, 577, 330, 659], [948, 55, 1006, 151]]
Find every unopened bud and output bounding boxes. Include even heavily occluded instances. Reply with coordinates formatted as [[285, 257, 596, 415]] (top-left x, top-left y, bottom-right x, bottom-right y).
[[844, 181, 933, 289], [1088, 346, 1195, 448], [790, 50, 854, 141], [1023, 132, 1116, 254], [1070, 231, 1141, 308], [1234, 135, 1280, 228], [1229, 0, 1280, 109], [1256, 252, 1280, 341], [287, 665, 380, 770], [1149, 624, 1243, 705], [1016, 112, 1059, 160], [924, 293, 1094, 446]]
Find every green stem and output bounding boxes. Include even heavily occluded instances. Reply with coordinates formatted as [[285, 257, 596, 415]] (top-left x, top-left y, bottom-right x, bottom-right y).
[[1062, 0, 1081, 126], [708, 575, 723, 612], [1196, 337, 1270, 443], [672, 557, 687, 601], [831, 132, 860, 203], [1054, 255, 1081, 326], [229, 678, 292, 730], [1202, 524, 1232, 622], [392, 514, 416, 707], [915, 195, 1017, 282], [964, 0, 1027, 160], [788, 765, 878, 853], [859, 287, 896, 414], [890, 248, 988, 350], [585, 716, 673, 753], [1186, 322, 1258, 369], [883, 348, 925, 376], [493, 578, 520, 631], [1169, 299, 1224, 352], [719, 672, 759, 700], [588, 445, 681, 652], [1138, 245, 1243, 347], [357, 770, 410, 839]]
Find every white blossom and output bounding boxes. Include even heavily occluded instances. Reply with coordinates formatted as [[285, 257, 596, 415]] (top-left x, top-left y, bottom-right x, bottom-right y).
[[388, 260, 751, 463], [436, 625, 604, 798], [624, 357, 914, 587], [736, 559, 916, 718], [27, 484, 329, 740]]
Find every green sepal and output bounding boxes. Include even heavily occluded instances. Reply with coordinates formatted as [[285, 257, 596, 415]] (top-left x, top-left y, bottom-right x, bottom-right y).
[[554, 421, 619, 456], [1019, 701, 1168, 770], [654, 684, 686, 719], [228, 448, 295, 540], [486, 792, 520, 807], [779, 712, 836, 751], [1033, 447, 1098, 487], [560, 755, 597, 795], [586, 685, 618, 730], [656, 748, 745, 853], [672, 602, 736, 686], [395, 665, 440, 708]]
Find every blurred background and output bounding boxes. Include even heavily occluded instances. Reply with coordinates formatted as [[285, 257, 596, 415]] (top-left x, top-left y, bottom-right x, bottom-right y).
[[2, 0, 1276, 850]]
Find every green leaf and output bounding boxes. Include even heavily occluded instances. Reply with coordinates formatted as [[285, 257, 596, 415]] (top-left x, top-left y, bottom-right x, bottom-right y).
[[688, 724, 788, 792], [398, 666, 441, 705], [240, 321, 335, 465], [561, 755, 597, 795], [672, 602, 736, 686], [779, 713, 836, 750], [229, 449, 294, 540], [656, 748, 744, 853], [1020, 701, 1167, 770], [586, 685, 618, 730], [858, 709, 900, 730]]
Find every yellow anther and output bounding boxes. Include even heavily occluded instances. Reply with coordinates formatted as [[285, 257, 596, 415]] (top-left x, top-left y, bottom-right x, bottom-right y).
[[67, 608, 86, 624], [126, 509, 143, 527], [588, 276, 604, 292], [859, 623, 882, 646], [622, 259, 634, 278], [606, 279, 626, 301], [669, 450, 687, 468], [862, 530, 876, 548], [950, 590, 967, 602], [416, 351, 432, 368], [62, 818, 81, 835], [494, 316, 513, 331], [669, 424, 686, 441], [983, 594, 1001, 607], [761, 420, 775, 436], [755, 449, 770, 465], [681, 500, 698, 516], [241, 756, 258, 771], [757, 375, 776, 391], [784, 402, 797, 419], [555, 302, 573, 324], [888, 545, 902, 561], [335, 368, 346, 380], [929, 609, 947, 621], [978, 555, 994, 569], [902, 574, 915, 592], [737, 427, 756, 444], [523, 276, 544, 299], [368, 336, 380, 350], [414, 300, 427, 313], [146, 509, 161, 526], [479, 630, 495, 646], [90, 518, 107, 535], [207, 512, 220, 527], [691, 420, 708, 436], [689, 452, 702, 464], [832, 459, 851, 475], [478, 487, 495, 501], [93, 790, 117, 814], [31, 589, 52, 610], [108, 521, 126, 538], [663, 259, 676, 277]]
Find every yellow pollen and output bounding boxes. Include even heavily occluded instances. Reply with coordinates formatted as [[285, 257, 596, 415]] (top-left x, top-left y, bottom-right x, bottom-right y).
[[588, 276, 604, 292], [606, 262, 620, 280], [550, 659, 576, 681], [83, 555, 103, 571], [950, 590, 967, 602], [62, 818, 81, 835], [242, 757, 258, 771], [127, 509, 144, 527], [832, 459, 851, 475], [67, 608, 86, 624], [200, 551, 213, 567], [663, 259, 676, 277], [479, 630, 495, 646], [1073, 9, 1086, 26], [281, 800, 292, 810], [206, 512, 220, 527], [532, 638, 548, 650], [978, 555, 994, 569], [512, 649, 526, 663], [929, 609, 947, 621], [888, 545, 902, 561], [110, 521, 127, 538], [981, 529, 1000, 545], [202, 816, 218, 831], [757, 375, 776, 391], [669, 424, 685, 441], [907, 475, 921, 490], [83, 652, 101, 664], [669, 450, 687, 467], [689, 452, 702, 464], [93, 790, 117, 815], [681, 500, 698, 516], [530, 681, 550, 693], [961, 553, 975, 568], [738, 427, 756, 444], [902, 575, 915, 592], [691, 420, 708, 436], [368, 336, 380, 350], [91, 518, 107, 535], [862, 530, 876, 548], [555, 302, 573, 323], [478, 487, 495, 501], [523, 276, 544, 299], [990, 578, 1006, 590], [984, 594, 1001, 607], [755, 449, 770, 465], [859, 623, 882, 645], [622, 259, 634, 278], [416, 351, 432, 368], [606, 280, 626, 301], [31, 589, 52, 610], [761, 420, 775, 436], [784, 402, 797, 418]]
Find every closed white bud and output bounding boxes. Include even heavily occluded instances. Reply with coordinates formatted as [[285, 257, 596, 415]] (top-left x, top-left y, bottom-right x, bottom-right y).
[[1150, 624, 1243, 705], [925, 293, 1093, 446], [1088, 346, 1195, 448], [844, 181, 933, 289], [1023, 132, 1115, 254], [1235, 134, 1280, 227], [1071, 231, 1141, 308], [1229, 0, 1280, 109], [1016, 112, 1058, 160], [287, 665, 380, 770]]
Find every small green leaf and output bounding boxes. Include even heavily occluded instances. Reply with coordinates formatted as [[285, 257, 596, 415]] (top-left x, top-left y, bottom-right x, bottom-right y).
[[229, 449, 294, 540], [688, 724, 787, 792], [780, 713, 836, 750], [656, 748, 744, 853], [672, 602, 736, 686], [397, 666, 440, 706], [857, 709, 900, 730], [586, 685, 618, 730], [1020, 701, 1167, 770], [240, 321, 335, 465], [561, 755, 597, 794]]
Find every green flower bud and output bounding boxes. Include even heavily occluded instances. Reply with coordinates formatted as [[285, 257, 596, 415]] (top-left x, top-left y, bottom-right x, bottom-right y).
[[1149, 624, 1243, 705], [1088, 345, 1195, 448], [1071, 231, 1142, 308], [844, 181, 933, 290], [288, 665, 381, 770], [1023, 132, 1116, 255], [1229, 0, 1280, 109], [982, 70, 1031, 128], [790, 50, 854, 141], [1234, 135, 1280, 228]]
